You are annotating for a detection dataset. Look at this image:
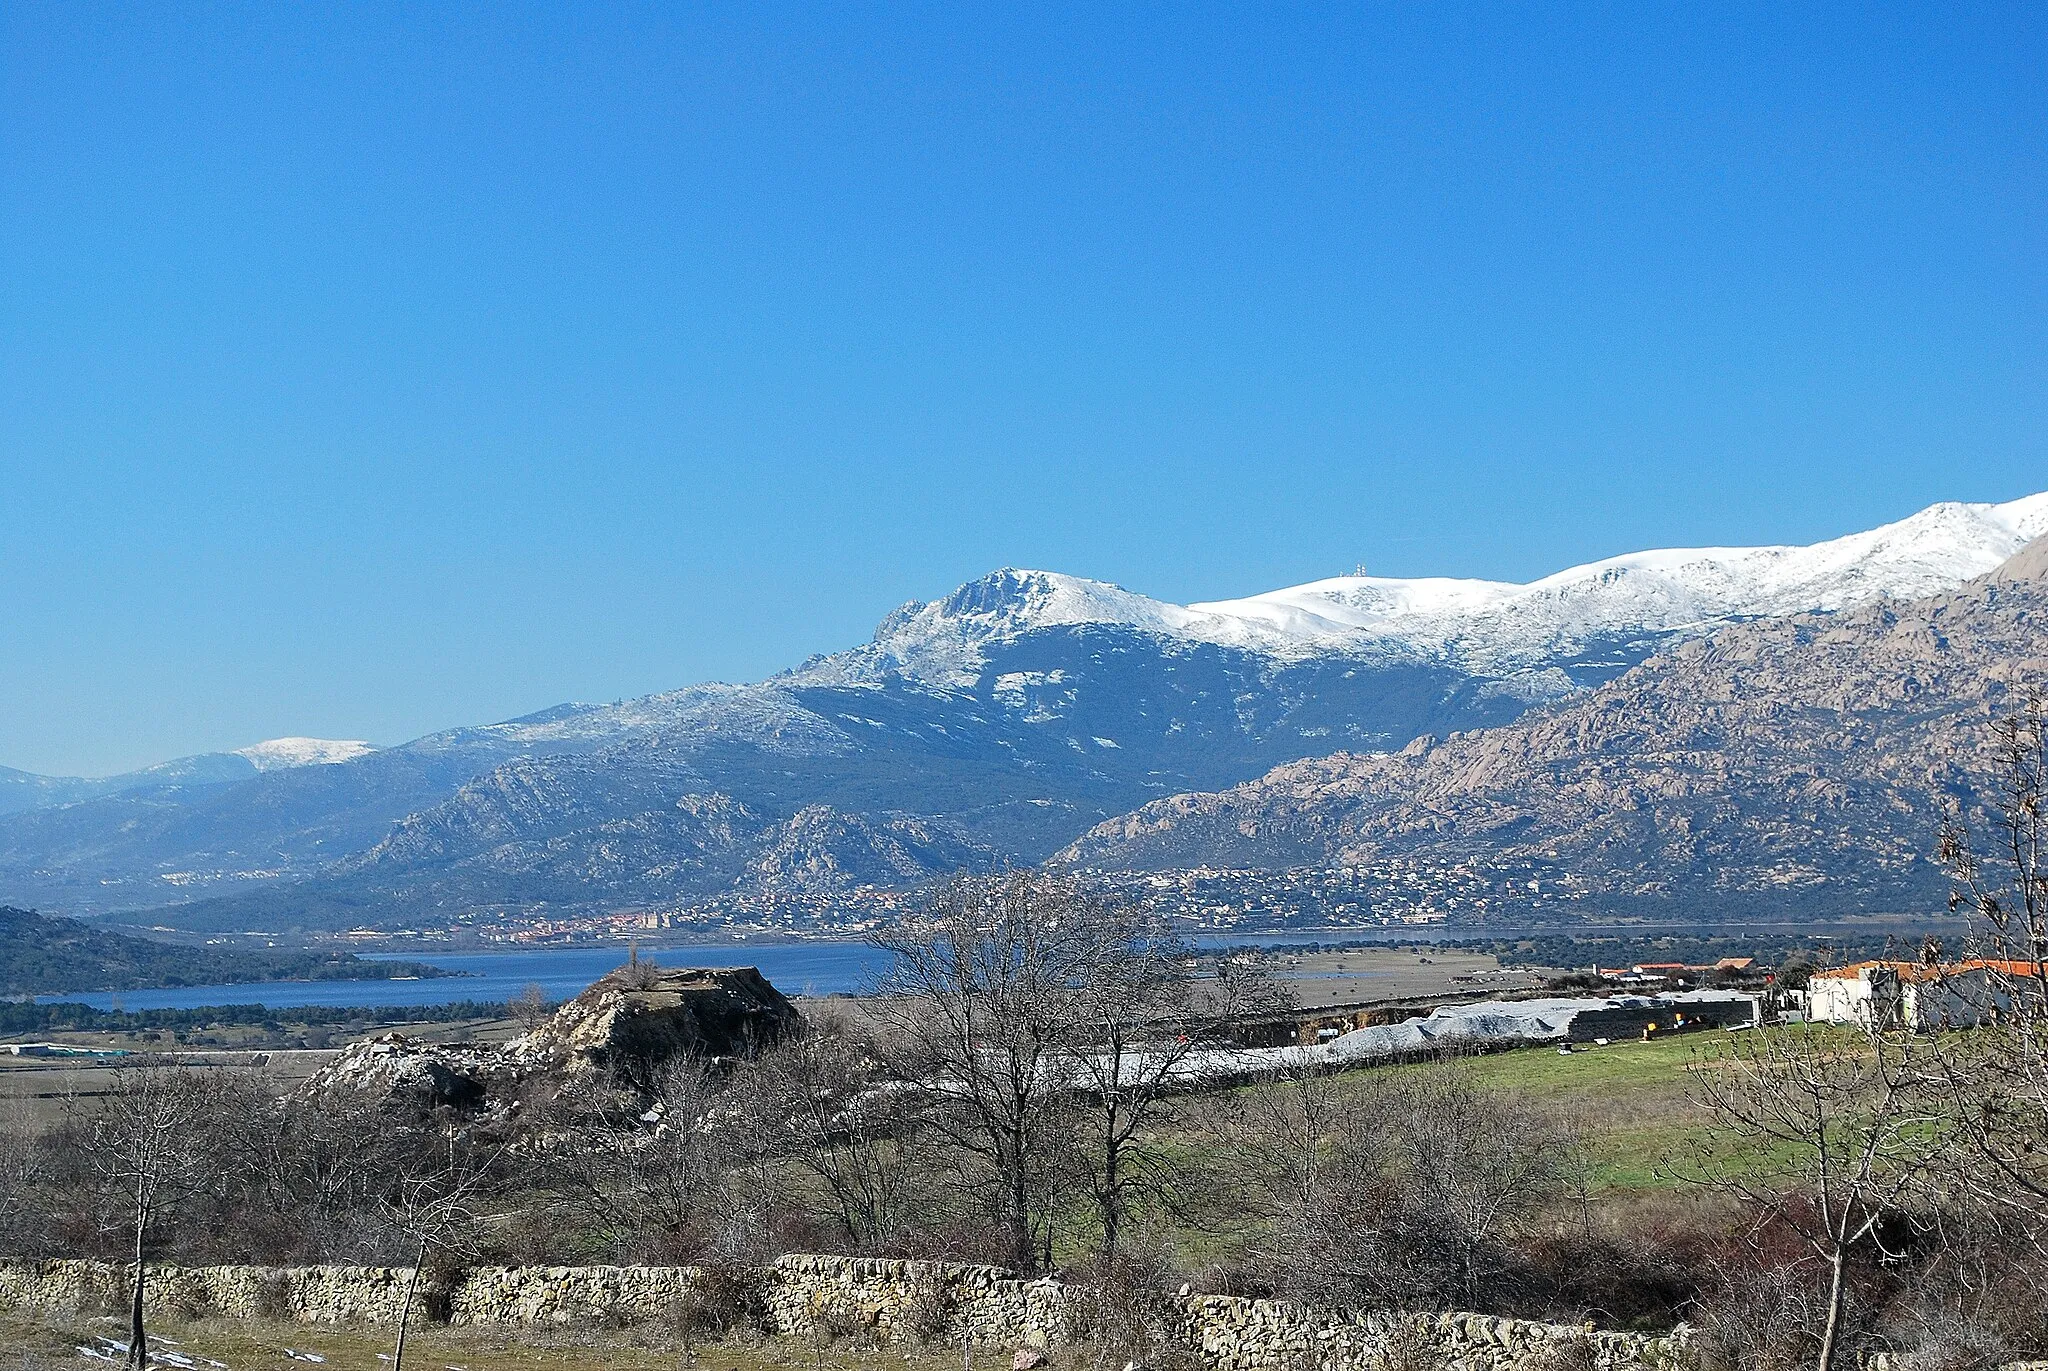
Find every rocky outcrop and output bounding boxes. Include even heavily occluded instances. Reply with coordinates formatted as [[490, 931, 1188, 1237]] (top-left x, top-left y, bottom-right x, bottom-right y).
[[298, 1034, 516, 1113], [1986, 533, 2048, 583]]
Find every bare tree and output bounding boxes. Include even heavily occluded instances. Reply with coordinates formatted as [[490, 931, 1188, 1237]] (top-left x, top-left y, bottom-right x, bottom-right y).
[[510, 982, 553, 1034], [1222, 1061, 1577, 1311], [737, 1021, 923, 1251], [382, 1134, 502, 1371], [191, 1069, 412, 1263], [1685, 1021, 1942, 1371], [71, 1059, 218, 1370], [866, 873, 1099, 1270], [0, 1096, 51, 1260], [538, 1056, 740, 1262], [1207, 1058, 1352, 1294], [1062, 919, 1293, 1265], [1385, 1064, 1583, 1309], [1930, 688, 2048, 1240]]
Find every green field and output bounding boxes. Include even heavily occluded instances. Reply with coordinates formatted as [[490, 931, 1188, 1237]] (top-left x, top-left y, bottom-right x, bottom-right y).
[[1426, 1035, 1715, 1193]]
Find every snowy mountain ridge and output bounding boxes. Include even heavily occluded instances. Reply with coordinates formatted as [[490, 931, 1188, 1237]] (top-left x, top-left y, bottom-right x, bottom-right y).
[[13, 494, 2040, 775], [791, 492, 2048, 692]]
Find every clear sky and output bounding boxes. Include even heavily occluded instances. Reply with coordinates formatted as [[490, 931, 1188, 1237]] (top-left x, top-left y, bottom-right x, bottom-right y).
[[2, 3, 2042, 776]]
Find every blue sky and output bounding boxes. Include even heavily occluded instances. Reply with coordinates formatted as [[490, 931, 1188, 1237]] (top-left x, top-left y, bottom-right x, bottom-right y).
[[2, 3, 2042, 776]]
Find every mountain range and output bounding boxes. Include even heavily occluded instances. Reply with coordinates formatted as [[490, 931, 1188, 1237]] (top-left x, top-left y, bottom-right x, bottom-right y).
[[3, 492, 2042, 932], [1063, 527, 2048, 920]]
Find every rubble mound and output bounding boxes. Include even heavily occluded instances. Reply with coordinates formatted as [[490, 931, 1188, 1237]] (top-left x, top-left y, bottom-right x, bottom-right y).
[[300, 1033, 516, 1113], [507, 964, 802, 1081], [299, 965, 803, 1118]]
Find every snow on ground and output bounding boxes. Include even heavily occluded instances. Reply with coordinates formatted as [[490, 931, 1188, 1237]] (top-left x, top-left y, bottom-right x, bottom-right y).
[[78, 1336, 228, 1369]]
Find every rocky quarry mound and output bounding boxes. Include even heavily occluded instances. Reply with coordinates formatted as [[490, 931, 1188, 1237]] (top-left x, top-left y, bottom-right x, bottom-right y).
[[300, 1035, 517, 1113], [504, 963, 802, 1081], [302, 963, 802, 1118]]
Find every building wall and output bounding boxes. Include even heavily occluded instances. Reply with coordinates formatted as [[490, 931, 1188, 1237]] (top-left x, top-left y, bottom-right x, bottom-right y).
[[1808, 974, 1878, 1026], [1810, 967, 2002, 1030]]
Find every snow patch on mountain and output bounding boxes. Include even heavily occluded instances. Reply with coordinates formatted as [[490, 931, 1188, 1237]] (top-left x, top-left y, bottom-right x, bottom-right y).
[[232, 737, 378, 770]]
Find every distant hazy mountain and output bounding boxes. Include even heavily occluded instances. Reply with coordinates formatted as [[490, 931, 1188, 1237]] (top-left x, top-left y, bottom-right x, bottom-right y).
[[1, 494, 2040, 930], [0, 737, 378, 817], [1061, 534, 2048, 921]]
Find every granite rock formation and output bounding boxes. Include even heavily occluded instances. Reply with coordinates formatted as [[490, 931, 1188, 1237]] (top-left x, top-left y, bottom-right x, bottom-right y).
[[1062, 538, 2048, 920]]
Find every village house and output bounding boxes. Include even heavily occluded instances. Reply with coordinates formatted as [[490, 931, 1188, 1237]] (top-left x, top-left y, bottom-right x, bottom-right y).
[[1807, 958, 2048, 1030]]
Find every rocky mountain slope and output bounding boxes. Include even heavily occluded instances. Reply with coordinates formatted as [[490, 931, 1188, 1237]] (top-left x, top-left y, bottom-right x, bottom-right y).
[[2, 495, 2041, 930], [1061, 537, 2048, 920]]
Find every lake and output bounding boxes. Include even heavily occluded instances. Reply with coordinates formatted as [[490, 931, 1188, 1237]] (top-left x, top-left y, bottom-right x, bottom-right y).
[[39, 931, 1398, 1013]]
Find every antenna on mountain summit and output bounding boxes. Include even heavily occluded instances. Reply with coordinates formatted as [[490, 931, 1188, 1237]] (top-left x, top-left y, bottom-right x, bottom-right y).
[[1353, 562, 1369, 577]]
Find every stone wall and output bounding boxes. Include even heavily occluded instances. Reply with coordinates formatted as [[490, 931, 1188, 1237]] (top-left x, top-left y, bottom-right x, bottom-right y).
[[0, 1254, 1686, 1369]]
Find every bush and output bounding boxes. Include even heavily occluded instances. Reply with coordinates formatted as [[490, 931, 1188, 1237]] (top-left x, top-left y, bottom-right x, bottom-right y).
[[895, 1272, 953, 1347], [1687, 1259, 1828, 1371], [1369, 1319, 1447, 1371], [1887, 1324, 2008, 1371], [1522, 1332, 1599, 1371], [1518, 1231, 1694, 1330], [668, 1260, 766, 1342], [251, 1269, 295, 1321], [1070, 1261, 1198, 1371]]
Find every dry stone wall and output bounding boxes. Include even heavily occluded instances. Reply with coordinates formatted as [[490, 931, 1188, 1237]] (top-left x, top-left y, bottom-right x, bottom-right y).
[[0, 1254, 1686, 1369]]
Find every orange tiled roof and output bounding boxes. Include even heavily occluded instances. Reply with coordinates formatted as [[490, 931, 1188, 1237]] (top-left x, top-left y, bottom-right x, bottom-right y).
[[1812, 958, 2048, 984]]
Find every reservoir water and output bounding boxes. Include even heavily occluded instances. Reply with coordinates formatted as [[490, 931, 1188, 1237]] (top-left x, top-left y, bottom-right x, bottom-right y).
[[38, 931, 1394, 1014]]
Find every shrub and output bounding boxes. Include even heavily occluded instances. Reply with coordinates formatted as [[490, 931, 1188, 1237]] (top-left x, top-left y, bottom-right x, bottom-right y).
[[1522, 1332, 1599, 1371], [1065, 1260, 1198, 1371], [164, 1279, 217, 1321], [668, 1260, 766, 1342], [1369, 1319, 1447, 1371], [251, 1269, 295, 1321], [895, 1272, 953, 1347], [1686, 1259, 1828, 1371]]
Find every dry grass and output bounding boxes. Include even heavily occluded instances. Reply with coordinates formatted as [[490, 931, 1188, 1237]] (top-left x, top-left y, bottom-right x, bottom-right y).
[[0, 1309, 989, 1371]]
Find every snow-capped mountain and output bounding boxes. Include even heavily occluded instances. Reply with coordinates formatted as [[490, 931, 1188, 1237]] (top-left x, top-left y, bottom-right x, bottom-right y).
[[1, 492, 2040, 928], [0, 736, 382, 816], [1061, 530, 2048, 921], [802, 492, 2048, 693]]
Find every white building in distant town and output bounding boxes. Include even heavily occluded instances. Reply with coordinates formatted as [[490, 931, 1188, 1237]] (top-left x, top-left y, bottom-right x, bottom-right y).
[[1807, 959, 2045, 1030]]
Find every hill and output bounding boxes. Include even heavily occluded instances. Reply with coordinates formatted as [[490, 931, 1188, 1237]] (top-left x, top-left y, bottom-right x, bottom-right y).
[[0, 905, 448, 995]]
